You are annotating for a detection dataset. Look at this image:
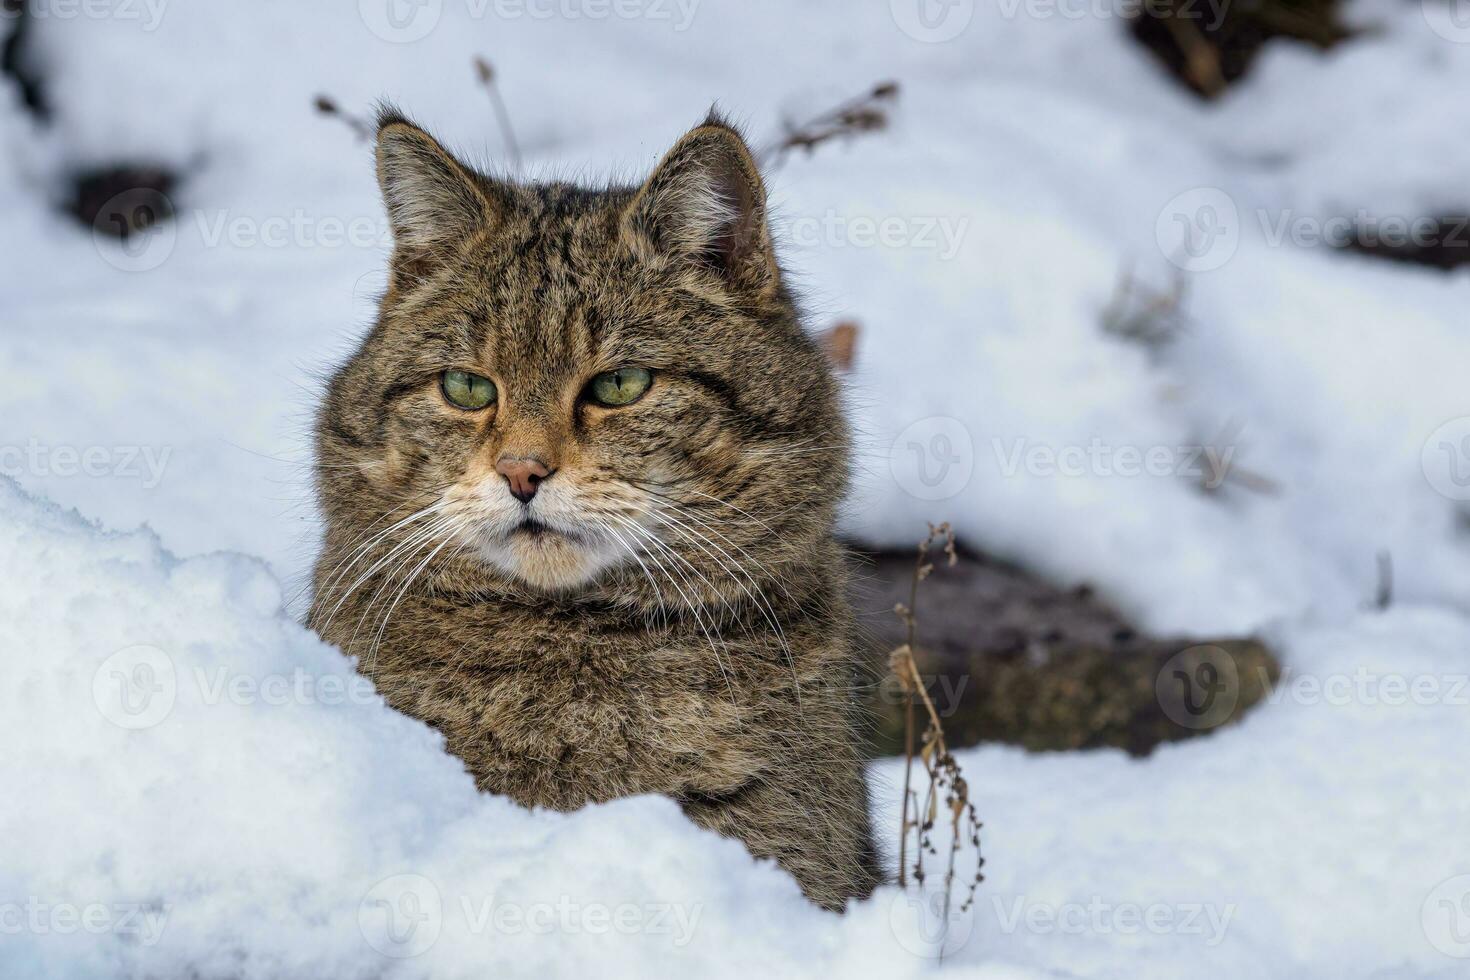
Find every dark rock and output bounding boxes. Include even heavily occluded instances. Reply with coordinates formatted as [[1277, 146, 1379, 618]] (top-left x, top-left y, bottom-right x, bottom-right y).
[[1, 0, 45, 119], [67, 167, 177, 238], [1342, 215, 1470, 272], [849, 546, 1281, 757], [1127, 0, 1350, 99]]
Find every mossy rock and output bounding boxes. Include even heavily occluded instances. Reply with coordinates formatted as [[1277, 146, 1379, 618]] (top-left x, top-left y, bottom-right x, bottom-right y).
[[848, 547, 1281, 757], [1128, 0, 1351, 99]]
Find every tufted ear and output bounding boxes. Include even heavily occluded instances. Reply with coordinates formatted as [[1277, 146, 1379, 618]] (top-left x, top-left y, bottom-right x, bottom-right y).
[[375, 108, 500, 287], [622, 115, 778, 294]]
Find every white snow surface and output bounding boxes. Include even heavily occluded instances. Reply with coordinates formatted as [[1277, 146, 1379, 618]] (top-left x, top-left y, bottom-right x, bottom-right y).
[[2, 0, 1469, 976]]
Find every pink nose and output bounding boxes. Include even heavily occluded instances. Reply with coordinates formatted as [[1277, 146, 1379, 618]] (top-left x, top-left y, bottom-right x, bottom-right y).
[[495, 456, 553, 503]]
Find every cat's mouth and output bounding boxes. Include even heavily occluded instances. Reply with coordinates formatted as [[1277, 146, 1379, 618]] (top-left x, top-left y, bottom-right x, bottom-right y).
[[512, 517, 552, 538], [509, 516, 588, 545], [483, 513, 619, 591], [447, 487, 630, 591]]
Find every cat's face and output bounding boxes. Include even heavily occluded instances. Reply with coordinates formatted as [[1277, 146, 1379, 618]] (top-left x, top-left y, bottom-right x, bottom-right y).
[[315, 113, 845, 601]]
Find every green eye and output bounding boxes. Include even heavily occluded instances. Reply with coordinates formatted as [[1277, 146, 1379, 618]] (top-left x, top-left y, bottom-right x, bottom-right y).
[[441, 370, 497, 411], [588, 368, 653, 407]]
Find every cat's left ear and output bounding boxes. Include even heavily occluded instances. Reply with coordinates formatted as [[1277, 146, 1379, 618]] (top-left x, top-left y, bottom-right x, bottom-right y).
[[375, 108, 501, 287], [622, 114, 778, 294]]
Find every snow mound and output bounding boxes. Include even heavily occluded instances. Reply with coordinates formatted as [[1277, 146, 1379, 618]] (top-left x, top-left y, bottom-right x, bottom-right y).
[[4, 479, 1468, 977], [0, 479, 904, 978]]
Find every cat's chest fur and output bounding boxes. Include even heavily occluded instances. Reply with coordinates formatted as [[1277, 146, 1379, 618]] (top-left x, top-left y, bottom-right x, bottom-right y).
[[364, 596, 774, 809]]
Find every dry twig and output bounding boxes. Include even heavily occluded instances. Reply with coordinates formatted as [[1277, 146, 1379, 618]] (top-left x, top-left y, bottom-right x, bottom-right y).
[[1374, 550, 1393, 611], [313, 95, 372, 142], [473, 56, 523, 174], [1101, 264, 1189, 350], [893, 523, 985, 934], [1160, 12, 1226, 98], [763, 82, 898, 165], [819, 320, 860, 372]]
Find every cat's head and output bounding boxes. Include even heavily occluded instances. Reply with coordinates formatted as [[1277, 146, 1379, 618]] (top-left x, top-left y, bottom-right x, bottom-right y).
[[315, 108, 846, 602]]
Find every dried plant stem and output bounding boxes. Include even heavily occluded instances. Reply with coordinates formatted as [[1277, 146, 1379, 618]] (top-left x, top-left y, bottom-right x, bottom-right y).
[[1100, 263, 1188, 350], [899, 688, 915, 886], [473, 56, 522, 174], [1161, 12, 1225, 98], [896, 535, 931, 886], [891, 523, 984, 933], [763, 81, 898, 165], [313, 95, 372, 142], [1375, 550, 1393, 611]]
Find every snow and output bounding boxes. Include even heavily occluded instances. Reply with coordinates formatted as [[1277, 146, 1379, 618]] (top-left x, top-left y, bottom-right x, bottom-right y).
[[6, 477, 1467, 977], [2, 0, 1469, 976]]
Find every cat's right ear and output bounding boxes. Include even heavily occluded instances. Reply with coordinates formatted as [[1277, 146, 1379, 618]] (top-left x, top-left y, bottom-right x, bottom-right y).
[[375, 108, 499, 287], [621, 113, 779, 296]]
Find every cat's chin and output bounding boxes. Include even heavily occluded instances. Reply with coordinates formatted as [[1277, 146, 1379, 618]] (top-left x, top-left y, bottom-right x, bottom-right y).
[[480, 526, 619, 592]]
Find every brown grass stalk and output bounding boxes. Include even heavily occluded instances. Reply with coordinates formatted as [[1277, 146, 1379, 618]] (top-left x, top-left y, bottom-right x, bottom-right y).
[[473, 56, 523, 174], [763, 81, 898, 165], [312, 95, 372, 142], [892, 522, 985, 931]]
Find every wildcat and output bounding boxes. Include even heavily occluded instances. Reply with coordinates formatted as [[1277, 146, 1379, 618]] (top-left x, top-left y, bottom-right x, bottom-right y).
[[308, 107, 881, 910]]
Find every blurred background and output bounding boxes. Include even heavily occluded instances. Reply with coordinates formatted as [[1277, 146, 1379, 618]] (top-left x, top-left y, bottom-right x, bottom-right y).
[[3, 0, 1470, 975]]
